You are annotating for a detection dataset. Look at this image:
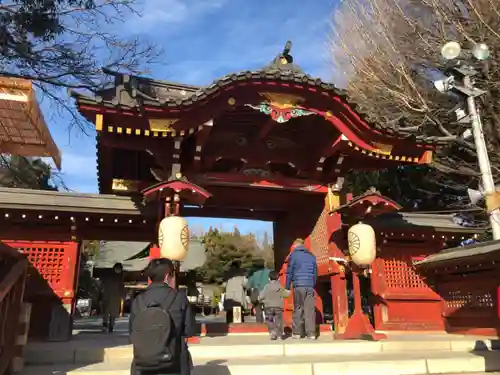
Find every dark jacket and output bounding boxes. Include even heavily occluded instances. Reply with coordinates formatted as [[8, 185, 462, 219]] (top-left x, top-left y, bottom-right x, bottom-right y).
[[285, 246, 317, 289], [248, 268, 271, 293], [259, 280, 290, 308], [129, 282, 196, 375]]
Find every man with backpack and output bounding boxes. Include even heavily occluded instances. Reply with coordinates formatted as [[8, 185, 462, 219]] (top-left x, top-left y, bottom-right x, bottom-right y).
[[129, 258, 196, 375]]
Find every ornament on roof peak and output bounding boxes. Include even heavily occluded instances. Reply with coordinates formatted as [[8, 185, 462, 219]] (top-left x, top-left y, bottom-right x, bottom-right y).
[[263, 40, 304, 74]]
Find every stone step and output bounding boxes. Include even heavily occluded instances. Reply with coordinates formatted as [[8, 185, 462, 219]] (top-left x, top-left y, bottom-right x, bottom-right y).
[[24, 335, 499, 366], [25, 335, 500, 365], [21, 350, 500, 375]]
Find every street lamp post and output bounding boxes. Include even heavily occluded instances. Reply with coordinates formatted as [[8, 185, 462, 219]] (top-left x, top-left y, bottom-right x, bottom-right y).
[[435, 41, 500, 240], [463, 75, 500, 239]]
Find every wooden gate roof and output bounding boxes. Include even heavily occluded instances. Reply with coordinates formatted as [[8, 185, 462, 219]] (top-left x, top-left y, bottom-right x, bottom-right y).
[[0, 186, 143, 215], [0, 187, 487, 243]]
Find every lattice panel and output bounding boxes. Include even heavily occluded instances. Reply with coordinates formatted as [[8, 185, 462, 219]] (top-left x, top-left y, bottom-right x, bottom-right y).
[[309, 208, 329, 265], [18, 246, 65, 287], [4, 241, 79, 299], [383, 257, 428, 289]]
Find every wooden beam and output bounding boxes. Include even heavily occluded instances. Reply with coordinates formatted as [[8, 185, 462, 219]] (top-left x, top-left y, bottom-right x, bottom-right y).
[[99, 133, 158, 150], [200, 185, 325, 212], [257, 118, 277, 139], [193, 120, 213, 171], [202, 149, 310, 173], [144, 143, 175, 180], [0, 223, 72, 241], [182, 206, 279, 221], [314, 135, 347, 179], [194, 173, 329, 193], [96, 141, 114, 194], [77, 225, 154, 241], [203, 141, 301, 162]]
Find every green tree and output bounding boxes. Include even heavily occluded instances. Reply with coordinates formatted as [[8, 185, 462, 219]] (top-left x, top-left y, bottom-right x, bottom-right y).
[[261, 232, 275, 268], [0, 155, 63, 190], [345, 166, 470, 211], [81, 240, 101, 260], [197, 230, 264, 284]]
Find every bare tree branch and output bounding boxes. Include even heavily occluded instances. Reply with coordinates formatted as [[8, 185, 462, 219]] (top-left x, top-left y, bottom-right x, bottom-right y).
[[331, 0, 500, 206], [0, 0, 163, 132]]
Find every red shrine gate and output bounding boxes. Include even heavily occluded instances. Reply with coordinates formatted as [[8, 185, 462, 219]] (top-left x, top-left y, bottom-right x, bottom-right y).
[[69, 42, 437, 335], [0, 42, 485, 345]]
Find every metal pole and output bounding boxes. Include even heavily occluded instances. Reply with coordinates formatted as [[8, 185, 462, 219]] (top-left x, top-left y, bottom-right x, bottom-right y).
[[464, 76, 500, 239]]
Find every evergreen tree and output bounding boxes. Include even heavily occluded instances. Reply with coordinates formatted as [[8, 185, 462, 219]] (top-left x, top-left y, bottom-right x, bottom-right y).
[[197, 230, 264, 284], [0, 155, 62, 190]]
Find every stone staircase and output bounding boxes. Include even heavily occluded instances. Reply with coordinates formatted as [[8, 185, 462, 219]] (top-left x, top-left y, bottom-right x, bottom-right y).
[[21, 333, 500, 375]]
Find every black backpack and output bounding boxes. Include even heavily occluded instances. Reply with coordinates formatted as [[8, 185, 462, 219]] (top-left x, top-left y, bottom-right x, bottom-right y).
[[130, 290, 180, 371]]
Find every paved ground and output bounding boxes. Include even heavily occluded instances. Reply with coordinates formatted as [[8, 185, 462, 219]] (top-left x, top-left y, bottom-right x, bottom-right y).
[[25, 321, 500, 375], [74, 314, 253, 334]]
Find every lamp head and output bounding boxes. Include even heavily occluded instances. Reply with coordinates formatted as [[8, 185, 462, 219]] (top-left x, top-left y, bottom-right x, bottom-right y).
[[472, 43, 490, 61], [441, 41, 462, 60]]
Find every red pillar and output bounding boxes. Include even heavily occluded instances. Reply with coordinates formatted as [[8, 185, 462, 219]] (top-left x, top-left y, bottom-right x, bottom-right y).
[[335, 267, 386, 340], [327, 212, 349, 337]]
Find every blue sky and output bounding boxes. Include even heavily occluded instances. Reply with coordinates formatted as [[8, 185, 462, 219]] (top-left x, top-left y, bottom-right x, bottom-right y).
[[41, 0, 339, 241]]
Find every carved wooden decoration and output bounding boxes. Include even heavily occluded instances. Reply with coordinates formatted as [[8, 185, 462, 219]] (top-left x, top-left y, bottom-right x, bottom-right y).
[[245, 103, 314, 123]]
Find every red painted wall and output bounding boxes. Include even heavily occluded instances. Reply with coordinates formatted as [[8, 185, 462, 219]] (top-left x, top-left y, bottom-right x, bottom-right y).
[[371, 243, 444, 331]]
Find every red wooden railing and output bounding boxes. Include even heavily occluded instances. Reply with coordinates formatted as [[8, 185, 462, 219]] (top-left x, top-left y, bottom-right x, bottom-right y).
[[0, 244, 28, 375]]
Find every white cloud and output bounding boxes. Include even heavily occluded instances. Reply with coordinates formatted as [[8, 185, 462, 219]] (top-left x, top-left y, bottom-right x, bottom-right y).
[[127, 0, 227, 34]]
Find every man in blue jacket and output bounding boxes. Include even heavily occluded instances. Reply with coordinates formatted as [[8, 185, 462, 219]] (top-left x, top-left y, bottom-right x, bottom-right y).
[[285, 238, 317, 340]]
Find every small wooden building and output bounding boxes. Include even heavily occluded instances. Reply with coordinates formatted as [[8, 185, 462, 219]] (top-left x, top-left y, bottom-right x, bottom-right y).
[[93, 240, 207, 283], [416, 240, 500, 336]]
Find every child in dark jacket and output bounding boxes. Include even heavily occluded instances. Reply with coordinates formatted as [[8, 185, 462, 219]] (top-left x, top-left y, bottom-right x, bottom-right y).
[[259, 271, 290, 340]]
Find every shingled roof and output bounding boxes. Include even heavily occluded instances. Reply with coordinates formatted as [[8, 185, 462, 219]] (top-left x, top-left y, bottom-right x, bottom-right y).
[[94, 240, 207, 272], [71, 42, 437, 143], [415, 240, 500, 268], [0, 186, 145, 215], [363, 212, 487, 233]]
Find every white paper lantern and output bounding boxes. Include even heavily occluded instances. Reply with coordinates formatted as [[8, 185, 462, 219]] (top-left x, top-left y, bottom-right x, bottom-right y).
[[347, 223, 376, 267], [158, 216, 189, 261]]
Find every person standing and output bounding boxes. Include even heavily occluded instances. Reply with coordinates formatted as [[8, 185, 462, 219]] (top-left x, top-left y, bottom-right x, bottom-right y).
[[102, 262, 126, 333], [259, 270, 290, 340], [285, 239, 317, 340], [247, 260, 270, 323], [223, 261, 248, 323], [129, 258, 196, 375]]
